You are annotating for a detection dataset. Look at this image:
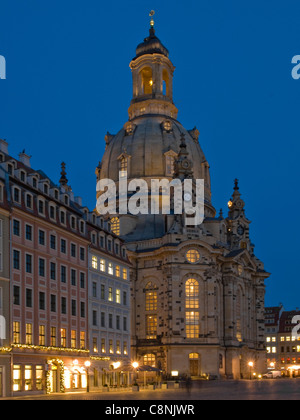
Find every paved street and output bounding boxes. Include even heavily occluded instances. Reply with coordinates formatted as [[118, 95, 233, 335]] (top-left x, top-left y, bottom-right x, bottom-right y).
[[3, 379, 300, 400]]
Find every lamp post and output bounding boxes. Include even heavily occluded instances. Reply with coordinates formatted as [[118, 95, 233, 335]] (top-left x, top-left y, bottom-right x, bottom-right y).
[[248, 362, 254, 380], [85, 361, 91, 392], [132, 361, 139, 386]]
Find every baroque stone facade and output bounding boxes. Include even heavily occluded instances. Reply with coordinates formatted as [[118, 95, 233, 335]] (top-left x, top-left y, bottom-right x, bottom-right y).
[[97, 23, 270, 379]]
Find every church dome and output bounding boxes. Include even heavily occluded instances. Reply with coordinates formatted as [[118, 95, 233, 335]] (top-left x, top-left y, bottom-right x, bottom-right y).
[[134, 28, 169, 59], [98, 24, 216, 239], [100, 115, 213, 207]]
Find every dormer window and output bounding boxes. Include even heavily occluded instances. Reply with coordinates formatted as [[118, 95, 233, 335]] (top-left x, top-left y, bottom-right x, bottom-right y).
[[44, 184, 49, 195], [20, 171, 26, 182], [7, 163, 13, 175], [64, 195, 69, 206], [32, 178, 37, 189]]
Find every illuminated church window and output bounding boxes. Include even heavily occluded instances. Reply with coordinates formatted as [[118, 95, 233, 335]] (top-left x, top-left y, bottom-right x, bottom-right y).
[[111, 217, 120, 235], [145, 281, 158, 311], [186, 249, 200, 263]]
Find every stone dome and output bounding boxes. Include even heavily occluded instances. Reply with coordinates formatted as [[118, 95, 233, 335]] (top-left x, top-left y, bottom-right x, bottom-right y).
[[100, 115, 213, 210]]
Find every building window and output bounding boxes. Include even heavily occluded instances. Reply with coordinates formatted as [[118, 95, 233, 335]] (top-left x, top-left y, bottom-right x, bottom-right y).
[[80, 331, 85, 349], [61, 239, 66, 254], [92, 256, 98, 269], [39, 325, 45, 346], [71, 300, 76, 316], [25, 254, 32, 274], [109, 339, 114, 354], [122, 268, 127, 280], [186, 249, 200, 263], [123, 291, 127, 306], [116, 265, 120, 277], [39, 258, 45, 277], [13, 250, 20, 270], [186, 311, 200, 338], [80, 272, 85, 288], [92, 282, 97, 298], [50, 295, 56, 312], [50, 235, 56, 250], [50, 262, 56, 280], [36, 366, 43, 390], [93, 337, 98, 353], [185, 279, 199, 309], [116, 340, 121, 354], [101, 312, 105, 327], [100, 259, 105, 272], [13, 365, 21, 391], [146, 315, 157, 339], [61, 265, 67, 283], [108, 287, 113, 302], [101, 338, 106, 354], [92, 310, 97, 326], [80, 302, 85, 318], [38, 200, 45, 215], [49, 205, 56, 220], [13, 286, 20, 305], [13, 187, 21, 203], [26, 323, 33, 345], [143, 354, 156, 367], [13, 220, 20, 236], [13, 322, 20, 344], [71, 330, 76, 348], [71, 269, 76, 286], [26, 194, 32, 209], [80, 247, 85, 261], [111, 217, 120, 235], [39, 230, 45, 246], [108, 262, 113, 275], [26, 289, 33, 308], [61, 328, 67, 347], [39, 292, 45, 311], [145, 282, 158, 311], [123, 316, 127, 331], [101, 284, 105, 300], [123, 342, 128, 355], [61, 297, 67, 314], [25, 224, 32, 241], [50, 327, 56, 346], [71, 243, 76, 258], [116, 289, 121, 304], [109, 314, 113, 329]]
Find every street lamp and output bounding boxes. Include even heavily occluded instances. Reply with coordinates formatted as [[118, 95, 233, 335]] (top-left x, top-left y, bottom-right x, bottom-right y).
[[248, 362, 254, 380], [85, 361, 91, 392]]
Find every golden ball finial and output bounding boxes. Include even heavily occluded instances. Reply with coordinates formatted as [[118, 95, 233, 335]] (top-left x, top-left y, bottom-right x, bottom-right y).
[[149, 10, 155, 27]]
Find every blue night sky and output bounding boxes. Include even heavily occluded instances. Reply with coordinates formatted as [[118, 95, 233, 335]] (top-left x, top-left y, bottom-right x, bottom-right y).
[[1, 0, 300, 309]]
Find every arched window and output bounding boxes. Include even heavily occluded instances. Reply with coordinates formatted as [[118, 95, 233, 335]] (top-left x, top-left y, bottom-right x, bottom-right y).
[[143, 353, 156, 367], [145, 281, 158, 311], [140, 67, 153, 95], [162, 69, 170, 97], [185, 279, 200, 338], [111, 217, 120, 236], [185, 279, 199, 309]]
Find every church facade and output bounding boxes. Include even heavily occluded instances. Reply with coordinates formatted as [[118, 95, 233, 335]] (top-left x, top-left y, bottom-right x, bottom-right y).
[[97, 22, 269, 379]]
